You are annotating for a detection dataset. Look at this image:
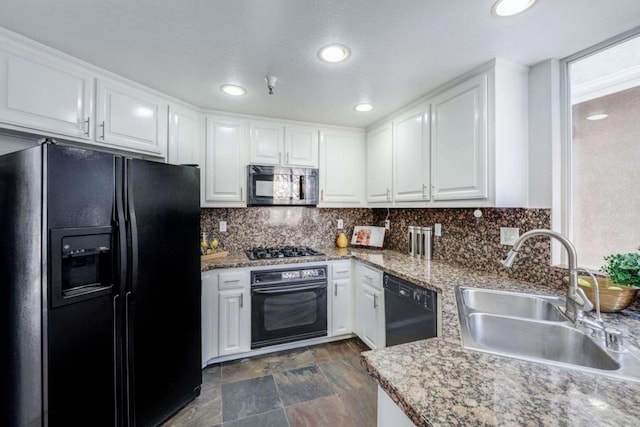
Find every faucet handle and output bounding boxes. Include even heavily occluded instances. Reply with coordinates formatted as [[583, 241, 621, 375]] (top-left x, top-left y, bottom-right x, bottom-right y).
[[605, 328, 624, 351], [575, 286, 594, 312]]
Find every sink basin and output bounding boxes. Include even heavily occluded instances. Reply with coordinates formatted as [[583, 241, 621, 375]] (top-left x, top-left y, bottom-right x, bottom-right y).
[[466, 313, 620, 370], [455, 286, 640, 382], [460, 288, 567, 321]]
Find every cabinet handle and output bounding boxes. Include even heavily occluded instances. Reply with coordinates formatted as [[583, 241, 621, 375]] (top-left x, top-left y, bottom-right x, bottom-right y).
[[334, 283, 338, 296], [84, 116, 90, 137], [321, 189, 324, 201], [279, 151, 282, 164], [100, 121, 105, 139], [240, 187, 243, 200], [373, 294, 378, 309], [286, 152, 290, 164], [363, 274, 373, 284], [386, 188, 391, 201], [224, 279, 240, 284], [240, 293, 244, 308], [422, 184, 428, 199]]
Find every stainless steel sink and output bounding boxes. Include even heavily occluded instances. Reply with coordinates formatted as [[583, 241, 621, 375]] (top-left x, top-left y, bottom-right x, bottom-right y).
[[466, 313, 620, 370], [455, 286, 640, 382], [460, 288, 567, 321]]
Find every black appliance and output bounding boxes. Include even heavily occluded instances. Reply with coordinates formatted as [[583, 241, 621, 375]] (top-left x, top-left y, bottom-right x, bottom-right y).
[[383, 273, 438, 347], [245, 245, 324, 260], [1, 142, 202, 427], [247, 164, 319, 206], [251, 266, 328, 348]]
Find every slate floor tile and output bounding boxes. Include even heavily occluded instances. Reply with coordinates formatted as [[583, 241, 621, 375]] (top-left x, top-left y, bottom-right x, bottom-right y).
[[273, 365, 334, 406], [221, 408, 289, 427], [221, 375, 283, 422], [319, 356, 375, 394], [222, 348, 315, 383], [310, 340, 360, 363], [285, 395, 352, 427], [164, 384, 222, 427]]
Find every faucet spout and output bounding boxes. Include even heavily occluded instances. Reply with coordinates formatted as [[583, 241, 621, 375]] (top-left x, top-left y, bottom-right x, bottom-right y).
[[501, 229, 591, 323]]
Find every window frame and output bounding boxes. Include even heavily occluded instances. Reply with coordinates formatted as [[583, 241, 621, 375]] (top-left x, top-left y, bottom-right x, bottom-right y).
[[554, 26, 640, 268]]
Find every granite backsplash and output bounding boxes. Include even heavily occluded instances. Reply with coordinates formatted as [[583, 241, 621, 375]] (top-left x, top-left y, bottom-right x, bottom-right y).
[[201, 207, 565, 287]]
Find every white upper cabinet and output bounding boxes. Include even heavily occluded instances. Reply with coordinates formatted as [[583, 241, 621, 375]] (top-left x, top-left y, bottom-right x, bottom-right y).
[[203, 115, 247, 207], [96, 78, 169, 158], [393, 104, 430, 202], [318, 128, 365, 206], [430, 74, 488, 201], [168, 104, 202, 167], [284, 125, 318, 167], [366, 123, 393, 204], [0, 47, 94, 140], [249, 121, 318, 167]]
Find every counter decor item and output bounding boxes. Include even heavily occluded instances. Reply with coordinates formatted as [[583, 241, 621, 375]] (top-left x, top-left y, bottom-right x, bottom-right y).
[[351, 226, 385, 248], [336, 232, 348, 248], [596, 248, 640, 311], [200, 232, 228, 260]]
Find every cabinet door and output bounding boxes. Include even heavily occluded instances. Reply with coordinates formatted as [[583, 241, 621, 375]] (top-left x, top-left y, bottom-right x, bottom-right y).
[[393, 106, 430, 202], [96, 78, 168, 157], [331, 278, 353, 336], [366, 124, 393, 203], [203, 116, 246, 205], [249, 121, 283, 165], [201, 272, 218, 364], [360, 284, 383, 349], [168, 104, 202, 167], [218, 288, 250, 356], [0, 51, 93, 139], [431, 74, 488, 200], [319, 129, 365, 205], [285, 125, 318, 167]]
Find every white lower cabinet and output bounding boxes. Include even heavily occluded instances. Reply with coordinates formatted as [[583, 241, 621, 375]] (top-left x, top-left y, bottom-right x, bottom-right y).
[[218, 270, 251, 357], [201, 271, 218, 364], [330, 261, 353, 336], [355, 262, 385, 349]]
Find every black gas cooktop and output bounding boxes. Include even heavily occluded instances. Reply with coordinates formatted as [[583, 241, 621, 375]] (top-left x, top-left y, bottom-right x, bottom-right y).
[[245, 245, 324, 260]]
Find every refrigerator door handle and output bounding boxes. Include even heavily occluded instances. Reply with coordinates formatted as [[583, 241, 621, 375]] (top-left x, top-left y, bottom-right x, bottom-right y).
[[126, 160, 139, 294], [113, 294, 119, 424], [125, 290, 133, 424]]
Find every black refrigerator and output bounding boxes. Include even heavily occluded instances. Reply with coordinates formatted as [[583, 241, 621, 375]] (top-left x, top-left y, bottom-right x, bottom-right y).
[[1, 142, 202, 426]]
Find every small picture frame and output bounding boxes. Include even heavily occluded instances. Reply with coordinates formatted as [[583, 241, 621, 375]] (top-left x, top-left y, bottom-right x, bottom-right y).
[[351, 226, 386, 248]]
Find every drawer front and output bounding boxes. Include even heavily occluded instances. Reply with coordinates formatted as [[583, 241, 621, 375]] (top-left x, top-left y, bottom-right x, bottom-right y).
[[358, 263, 382, 290], [218, 271, 246, 290], [332, 261, 351, 279]]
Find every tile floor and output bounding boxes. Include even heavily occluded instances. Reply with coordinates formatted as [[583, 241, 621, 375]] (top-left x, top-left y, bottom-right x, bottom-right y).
[[164, 338, 377, 427]]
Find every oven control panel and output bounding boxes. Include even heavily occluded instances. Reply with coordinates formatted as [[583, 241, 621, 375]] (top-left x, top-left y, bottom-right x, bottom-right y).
[[251, 266, 327, 285]]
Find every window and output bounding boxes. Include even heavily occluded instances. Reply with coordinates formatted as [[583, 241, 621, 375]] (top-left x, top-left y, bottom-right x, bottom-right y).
[[560, 32, 640, 269]]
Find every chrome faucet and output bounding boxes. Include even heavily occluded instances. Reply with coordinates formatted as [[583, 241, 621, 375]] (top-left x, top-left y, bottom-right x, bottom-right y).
[[501, 229, 593, 323]]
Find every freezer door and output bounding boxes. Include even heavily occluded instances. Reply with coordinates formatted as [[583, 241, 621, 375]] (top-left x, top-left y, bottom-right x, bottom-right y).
[[125, 159, 201, 426]]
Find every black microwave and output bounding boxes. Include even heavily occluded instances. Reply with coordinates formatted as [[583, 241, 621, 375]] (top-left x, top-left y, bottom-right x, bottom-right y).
[[247, 165, 319, 206]]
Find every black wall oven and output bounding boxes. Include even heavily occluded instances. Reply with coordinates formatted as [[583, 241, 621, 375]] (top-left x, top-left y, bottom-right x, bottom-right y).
[[251, 266, 327, 348]]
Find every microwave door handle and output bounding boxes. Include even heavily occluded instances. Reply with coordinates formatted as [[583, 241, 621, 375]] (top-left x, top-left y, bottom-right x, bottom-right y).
[[300, 175, 305, 200]]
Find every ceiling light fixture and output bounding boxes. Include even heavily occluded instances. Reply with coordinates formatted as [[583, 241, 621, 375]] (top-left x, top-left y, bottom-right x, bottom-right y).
[[220, 84, 247, 96], [354, 103, 373, 112], [318, 44, 351, 63], [491, 0, 537, 17], [586, 113, 609, 121]]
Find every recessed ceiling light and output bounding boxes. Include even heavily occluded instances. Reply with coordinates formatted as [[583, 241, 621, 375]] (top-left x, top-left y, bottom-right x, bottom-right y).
[[354, 103, 373, 112], [491, 0, 537, 17], [586, 113, 609, 121], [318, 44, 351, 63], [220, 84, 247, 96]]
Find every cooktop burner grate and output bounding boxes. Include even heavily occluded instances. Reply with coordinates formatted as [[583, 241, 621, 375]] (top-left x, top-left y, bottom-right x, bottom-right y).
[[245, 245, 324, 260]]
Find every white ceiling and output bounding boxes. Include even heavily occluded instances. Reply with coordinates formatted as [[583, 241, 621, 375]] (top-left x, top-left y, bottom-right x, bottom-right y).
[[0, 0, 639, 128]]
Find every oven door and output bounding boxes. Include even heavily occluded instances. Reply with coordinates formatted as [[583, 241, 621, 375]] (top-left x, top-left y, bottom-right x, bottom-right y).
[[251, 281, 327, 348]]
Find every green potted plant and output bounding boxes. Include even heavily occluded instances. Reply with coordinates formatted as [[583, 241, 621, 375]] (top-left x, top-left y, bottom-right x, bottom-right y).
[[578, 248, 640, 312]]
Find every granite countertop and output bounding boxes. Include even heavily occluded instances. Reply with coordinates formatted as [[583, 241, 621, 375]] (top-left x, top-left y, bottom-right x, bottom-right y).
[[201, 247, 640, 426]]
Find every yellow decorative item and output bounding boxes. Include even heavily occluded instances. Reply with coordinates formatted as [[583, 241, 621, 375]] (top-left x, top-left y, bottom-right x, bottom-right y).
[[336, 232, 348, 248]]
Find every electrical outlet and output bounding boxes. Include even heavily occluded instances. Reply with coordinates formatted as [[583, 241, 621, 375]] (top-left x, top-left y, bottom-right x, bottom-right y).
[[219, 221, 227, 233], [500, 227, 519, 245], [434, 223, 442, 236], [337, 219, 344, 229], [384, 219, 390, 230]]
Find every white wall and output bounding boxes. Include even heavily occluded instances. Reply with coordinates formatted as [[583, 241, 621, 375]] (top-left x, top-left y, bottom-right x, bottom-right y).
[[527, 59, 560, 208]]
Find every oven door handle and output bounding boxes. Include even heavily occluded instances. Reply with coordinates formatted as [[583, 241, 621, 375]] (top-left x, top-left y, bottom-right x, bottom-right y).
[[252, 283, 326, 294]]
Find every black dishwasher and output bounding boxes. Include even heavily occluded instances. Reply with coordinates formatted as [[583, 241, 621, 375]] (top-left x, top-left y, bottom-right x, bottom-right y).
[[383, 273, 438, 346]]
